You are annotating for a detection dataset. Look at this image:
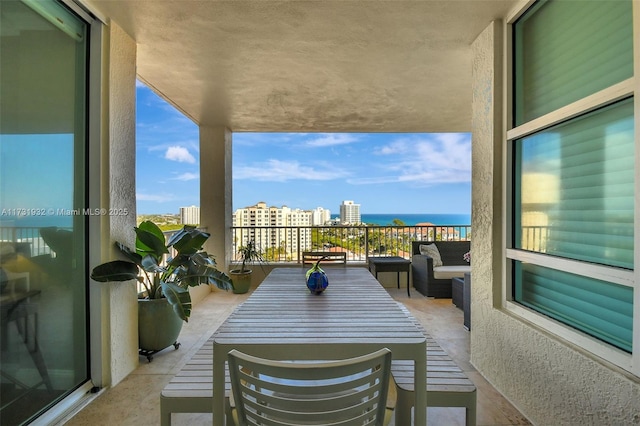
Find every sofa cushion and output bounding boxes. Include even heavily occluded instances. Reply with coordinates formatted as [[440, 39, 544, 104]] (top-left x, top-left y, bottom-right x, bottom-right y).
[[419, 244, 443, 267], [433, 265, 471, 280]]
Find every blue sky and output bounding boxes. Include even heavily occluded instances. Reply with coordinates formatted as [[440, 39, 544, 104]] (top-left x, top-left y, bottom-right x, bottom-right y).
[[0, 134, 73, 212], [136, 82, 471, 216]]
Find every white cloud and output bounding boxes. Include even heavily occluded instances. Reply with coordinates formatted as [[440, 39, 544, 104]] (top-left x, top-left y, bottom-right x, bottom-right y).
[[172, 172, 199, 181], [145, 139, 199, 155], [165, 146, 196, 163], [348, 133, 471, 185], [306, 134, 359, 147], [235, 159, 350, 182]]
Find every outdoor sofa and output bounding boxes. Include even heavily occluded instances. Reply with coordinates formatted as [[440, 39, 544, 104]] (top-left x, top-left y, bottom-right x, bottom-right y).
[[411, 241, 470, 298]]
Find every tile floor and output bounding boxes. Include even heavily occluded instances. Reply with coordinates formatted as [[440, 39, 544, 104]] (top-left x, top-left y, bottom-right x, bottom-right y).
[[64, 283, 531, 426]]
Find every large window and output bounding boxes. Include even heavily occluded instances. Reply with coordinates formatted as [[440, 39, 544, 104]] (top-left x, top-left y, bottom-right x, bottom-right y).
[[513, 0, 633, 125], [507, 0, 636, 370], [0, 0, 90, 423]]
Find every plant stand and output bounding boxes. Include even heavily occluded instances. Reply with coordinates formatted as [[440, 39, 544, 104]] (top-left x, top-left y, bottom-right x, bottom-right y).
[[138, 298, 184, 361], [139, 341, 181, 362]]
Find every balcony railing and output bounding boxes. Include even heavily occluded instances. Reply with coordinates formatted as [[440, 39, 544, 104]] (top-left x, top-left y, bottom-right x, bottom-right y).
[[0, 226, 56, 257], [0, 224, 473, 267], [231, 224, 472, 264]]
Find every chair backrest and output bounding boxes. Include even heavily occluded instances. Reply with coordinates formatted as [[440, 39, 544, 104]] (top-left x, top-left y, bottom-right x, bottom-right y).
[[411, 241, 470, 265], [227, 348, 392, 426], [301, 251, 347, 267]]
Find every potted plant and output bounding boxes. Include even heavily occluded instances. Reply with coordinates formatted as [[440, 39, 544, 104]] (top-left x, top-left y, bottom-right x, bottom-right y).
[[90, 220, 233, 359], [229, 240, 265, 294]]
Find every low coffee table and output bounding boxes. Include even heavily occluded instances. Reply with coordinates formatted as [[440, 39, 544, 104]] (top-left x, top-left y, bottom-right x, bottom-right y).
[[368, 256, 411, 297]]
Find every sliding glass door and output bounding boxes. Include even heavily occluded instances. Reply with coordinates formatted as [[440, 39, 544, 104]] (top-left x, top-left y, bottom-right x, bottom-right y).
[[0, 0, 89, 423]]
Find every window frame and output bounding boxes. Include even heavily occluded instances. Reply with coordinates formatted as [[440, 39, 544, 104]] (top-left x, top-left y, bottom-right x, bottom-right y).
[[0, 1, 106, 423], [503, 0, 640, 376]]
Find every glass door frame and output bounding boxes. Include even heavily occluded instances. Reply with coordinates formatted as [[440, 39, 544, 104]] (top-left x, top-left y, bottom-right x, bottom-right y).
[[28, 0, 105, 422]]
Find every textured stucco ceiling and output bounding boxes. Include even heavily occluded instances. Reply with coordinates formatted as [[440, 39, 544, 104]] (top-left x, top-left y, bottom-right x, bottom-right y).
[[89, 0, 517, 132]]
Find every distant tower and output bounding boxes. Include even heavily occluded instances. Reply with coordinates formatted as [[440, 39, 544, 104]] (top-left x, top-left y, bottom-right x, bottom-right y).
[[340, 200, 361, 224], [180, 205, 200, 225], [311, 207, 331, 225]]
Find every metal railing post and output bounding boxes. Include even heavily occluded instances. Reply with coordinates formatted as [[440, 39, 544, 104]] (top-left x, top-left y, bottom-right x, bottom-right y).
[[296, 227, 301, 263], [364, 227, 370, 262]]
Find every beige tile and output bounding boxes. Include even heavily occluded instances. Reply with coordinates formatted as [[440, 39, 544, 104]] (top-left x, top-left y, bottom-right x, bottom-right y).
[[65, 374, 167, 425], [65, 283, 530, 425]]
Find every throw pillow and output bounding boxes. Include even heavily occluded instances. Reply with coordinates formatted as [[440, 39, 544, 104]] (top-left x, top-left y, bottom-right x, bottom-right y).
[[419, 244, 443, 267]]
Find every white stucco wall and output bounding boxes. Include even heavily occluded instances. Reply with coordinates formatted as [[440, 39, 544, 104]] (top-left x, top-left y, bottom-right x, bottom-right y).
[[200, 126, 233, 274], [95, 21, 138, 387], [470, 21, 640, 425]]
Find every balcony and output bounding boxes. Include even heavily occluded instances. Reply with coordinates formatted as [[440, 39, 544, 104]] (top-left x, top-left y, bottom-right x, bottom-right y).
[[63, 278, 530, 425], [1, 222, 531, 425]]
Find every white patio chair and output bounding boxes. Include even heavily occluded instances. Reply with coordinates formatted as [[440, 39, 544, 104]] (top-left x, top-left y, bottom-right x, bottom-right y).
[[226, 348, 393, 426]]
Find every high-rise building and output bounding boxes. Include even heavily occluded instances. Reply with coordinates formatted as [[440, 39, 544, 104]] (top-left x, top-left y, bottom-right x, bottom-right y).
[[339, 200, 361, 224], [232, 202, 314, 259], [179, 205, 200, 225], [311, 207, 331, 225]]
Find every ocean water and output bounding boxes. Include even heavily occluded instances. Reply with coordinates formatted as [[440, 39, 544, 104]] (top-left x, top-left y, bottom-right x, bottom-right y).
[[0, 215, 71, 229], [360, 213, 471, 226], [1, 213, 471, 229]]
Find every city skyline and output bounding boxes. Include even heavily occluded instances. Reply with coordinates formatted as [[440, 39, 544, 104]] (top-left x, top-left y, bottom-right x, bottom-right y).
[[137, 82, 472, 216]]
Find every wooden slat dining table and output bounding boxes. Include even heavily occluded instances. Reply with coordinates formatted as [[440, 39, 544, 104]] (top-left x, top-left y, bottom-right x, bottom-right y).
[[212, 267, 428, 425]]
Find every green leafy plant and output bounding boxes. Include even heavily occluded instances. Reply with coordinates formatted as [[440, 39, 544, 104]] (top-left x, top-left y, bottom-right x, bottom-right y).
[[90, 220, 232, 321], [234, 240, 265, 274]]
